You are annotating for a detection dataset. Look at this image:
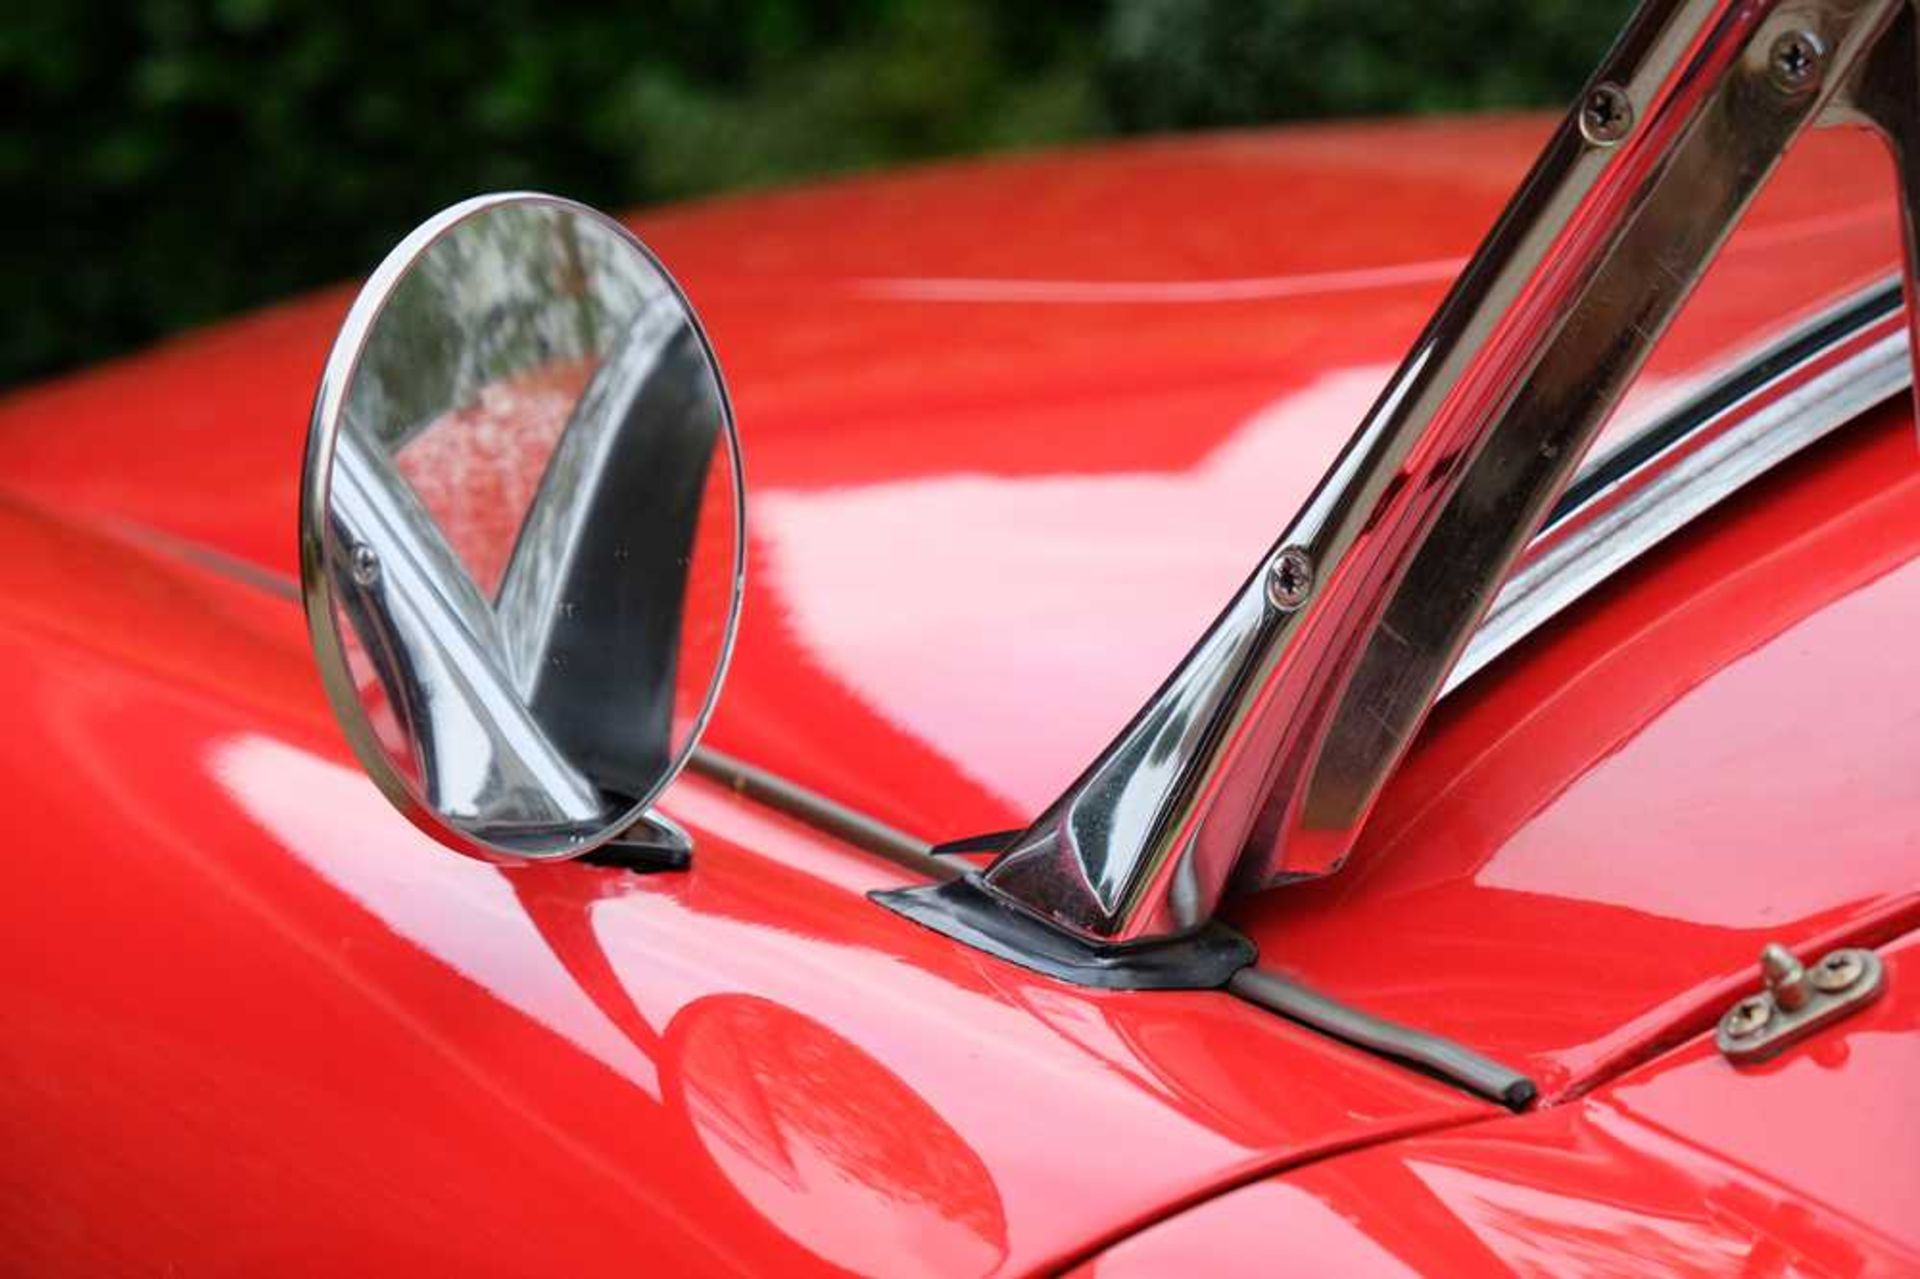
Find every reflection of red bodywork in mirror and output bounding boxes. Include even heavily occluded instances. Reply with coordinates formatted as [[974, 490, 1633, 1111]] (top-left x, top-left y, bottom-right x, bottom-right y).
[[397, 358, 596, 600]]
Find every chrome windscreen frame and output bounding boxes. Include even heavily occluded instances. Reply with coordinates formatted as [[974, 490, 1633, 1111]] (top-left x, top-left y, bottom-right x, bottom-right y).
[[880, 0, 1920, 982]]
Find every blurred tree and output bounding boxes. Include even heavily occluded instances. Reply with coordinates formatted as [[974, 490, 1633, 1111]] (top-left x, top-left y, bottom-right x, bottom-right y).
[[1102, 0, 1629, 129], [1, 0, 1101, 386], [3, 0, 1629, 387]]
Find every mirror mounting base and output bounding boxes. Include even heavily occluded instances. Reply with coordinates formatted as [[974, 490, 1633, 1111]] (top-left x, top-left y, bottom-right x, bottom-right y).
[[873, 877, 1255, 990], [580, 809, 693, 873]]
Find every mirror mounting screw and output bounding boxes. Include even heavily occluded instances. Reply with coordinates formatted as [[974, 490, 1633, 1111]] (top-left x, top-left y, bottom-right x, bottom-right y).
[[1580, 83, 1634, 145], [349, 543, 381, 588], [1266, 547, 1315, 612], [1769, 30, 1825, 92]]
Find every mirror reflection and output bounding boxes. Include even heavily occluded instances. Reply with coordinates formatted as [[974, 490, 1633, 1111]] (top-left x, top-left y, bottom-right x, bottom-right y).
[[304, 194, 742, 858]]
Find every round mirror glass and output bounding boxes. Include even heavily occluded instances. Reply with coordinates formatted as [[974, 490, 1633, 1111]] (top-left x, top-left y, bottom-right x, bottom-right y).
[[301, 193, 743, 860]]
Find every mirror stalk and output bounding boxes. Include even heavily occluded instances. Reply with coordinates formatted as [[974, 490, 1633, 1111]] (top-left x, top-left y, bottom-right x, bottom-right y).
[[883, 0, 1920, 969]]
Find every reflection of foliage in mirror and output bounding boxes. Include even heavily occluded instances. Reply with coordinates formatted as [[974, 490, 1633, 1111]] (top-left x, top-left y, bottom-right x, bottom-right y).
[[348, 205, 665, 447]]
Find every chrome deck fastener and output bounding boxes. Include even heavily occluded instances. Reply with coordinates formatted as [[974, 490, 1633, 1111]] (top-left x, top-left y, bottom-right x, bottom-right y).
[[1760, 941, 1811, 1010], [1719, 943, 1885, 1063]]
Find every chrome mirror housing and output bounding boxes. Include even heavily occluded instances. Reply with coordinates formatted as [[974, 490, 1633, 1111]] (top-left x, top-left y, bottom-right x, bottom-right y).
[[301, 193, 744, 863]]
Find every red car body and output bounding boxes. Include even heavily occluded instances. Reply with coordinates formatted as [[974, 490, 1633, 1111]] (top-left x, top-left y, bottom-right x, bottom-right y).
[[0, 114, 1914, 1274]]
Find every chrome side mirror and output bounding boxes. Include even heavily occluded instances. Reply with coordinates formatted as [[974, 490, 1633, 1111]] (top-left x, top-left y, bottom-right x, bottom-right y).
[[301, 193, 743, 863]]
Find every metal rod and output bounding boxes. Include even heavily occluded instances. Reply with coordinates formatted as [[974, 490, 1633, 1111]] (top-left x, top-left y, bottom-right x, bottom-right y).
[[685, 745, 958, 881], [1228, 968, 1538, 1110]]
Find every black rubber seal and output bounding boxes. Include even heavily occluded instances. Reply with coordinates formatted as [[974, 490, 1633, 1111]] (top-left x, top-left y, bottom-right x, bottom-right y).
[[580, 839, 690, 873], [873, 875, 1256, 990]]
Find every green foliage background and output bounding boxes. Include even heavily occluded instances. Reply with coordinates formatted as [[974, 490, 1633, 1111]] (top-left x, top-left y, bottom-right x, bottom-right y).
[[4, 0, 1631, 387]]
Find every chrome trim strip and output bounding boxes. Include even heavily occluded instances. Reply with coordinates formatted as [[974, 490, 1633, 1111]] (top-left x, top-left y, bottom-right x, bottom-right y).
[[1452, 285, 1910, 689], [683, 745, 958, 881], [107, 521, 304, 602], [1553, 283, 1903, 518]]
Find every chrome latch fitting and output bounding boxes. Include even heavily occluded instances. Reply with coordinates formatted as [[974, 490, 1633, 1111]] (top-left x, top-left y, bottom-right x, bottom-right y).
[[1717, 942, 1885, 1063]]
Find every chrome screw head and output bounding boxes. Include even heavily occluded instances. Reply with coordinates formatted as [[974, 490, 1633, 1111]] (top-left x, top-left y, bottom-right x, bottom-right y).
[[1811, 949, 1865, 993], [1768, 30, 1825, 92], [1722, 995, 1773, 1039], [1580, 83, 1634, 145], [1266, 546, 1315, 612], [349, 543, 381, 587]]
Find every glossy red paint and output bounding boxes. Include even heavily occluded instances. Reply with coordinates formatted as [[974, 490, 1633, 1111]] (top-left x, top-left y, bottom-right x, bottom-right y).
[[1077, 930, 1920, 1276], [0, 119, 1898, 848], [0, 491, 1488, 1274], [0, 114, 1915, 1272], [1230, 398, 1920, 1101]]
